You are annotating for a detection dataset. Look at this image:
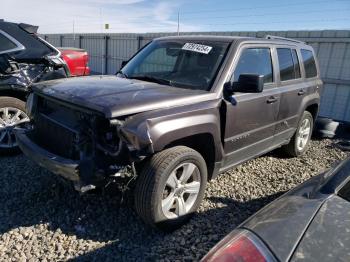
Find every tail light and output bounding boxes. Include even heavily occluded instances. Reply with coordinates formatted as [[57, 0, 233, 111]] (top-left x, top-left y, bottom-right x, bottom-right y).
[[202, 230, 277, 262], [84, 52, 89, 65]]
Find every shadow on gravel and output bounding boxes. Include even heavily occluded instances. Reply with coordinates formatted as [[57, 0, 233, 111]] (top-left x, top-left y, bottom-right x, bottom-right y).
[[67, 193, 284, 261], [0, 155, 285, 261]]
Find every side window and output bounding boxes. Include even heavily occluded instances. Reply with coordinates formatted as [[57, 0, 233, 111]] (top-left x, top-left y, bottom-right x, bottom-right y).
[[292, 49, 301, 78], [277, 48, 302, 81], [233, 48, 273, 84], [0, 32, 17, 53], [301, 49, 317, 78]]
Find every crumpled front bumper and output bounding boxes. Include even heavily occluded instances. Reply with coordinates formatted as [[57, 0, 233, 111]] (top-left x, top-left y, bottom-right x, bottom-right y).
[[15, 129, 80, 181]]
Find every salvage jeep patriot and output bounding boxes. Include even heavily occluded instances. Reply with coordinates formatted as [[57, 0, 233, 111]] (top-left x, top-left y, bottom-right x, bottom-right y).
[[16, 35, 322, 230]]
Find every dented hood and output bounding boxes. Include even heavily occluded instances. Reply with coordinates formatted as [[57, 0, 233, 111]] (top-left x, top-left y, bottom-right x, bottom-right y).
[[32, 75, 212, 118]]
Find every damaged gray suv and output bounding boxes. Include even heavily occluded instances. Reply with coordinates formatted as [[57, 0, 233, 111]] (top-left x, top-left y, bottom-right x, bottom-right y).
[[16, 35, 322, 230]]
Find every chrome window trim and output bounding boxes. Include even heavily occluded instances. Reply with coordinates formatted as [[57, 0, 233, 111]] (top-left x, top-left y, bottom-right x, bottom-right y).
[[0, 29, 26, 55]]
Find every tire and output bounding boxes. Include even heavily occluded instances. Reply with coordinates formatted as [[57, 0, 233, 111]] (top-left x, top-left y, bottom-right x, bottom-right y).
[[134, 146, 207, 231], [282, 111, 313, 157], [0, 96, 28, 155]]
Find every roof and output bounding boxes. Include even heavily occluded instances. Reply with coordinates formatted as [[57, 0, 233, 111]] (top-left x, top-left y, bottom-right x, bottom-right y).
[[155, 35, 252, 42], [155, 34, 311, 48]]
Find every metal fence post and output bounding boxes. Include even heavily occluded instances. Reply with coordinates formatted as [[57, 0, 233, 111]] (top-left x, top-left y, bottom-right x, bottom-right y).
[[59, 35, 63, 47], [103, 35, 109, 74], [137, 35, 143, 51], [79, 35, 82, 49]]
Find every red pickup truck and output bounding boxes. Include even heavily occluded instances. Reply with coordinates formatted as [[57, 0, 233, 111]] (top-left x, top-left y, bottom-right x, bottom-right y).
[[58, 47, 90, 76]]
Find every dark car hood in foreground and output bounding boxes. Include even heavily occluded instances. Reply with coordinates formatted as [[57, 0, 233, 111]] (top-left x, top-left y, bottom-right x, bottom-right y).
[[241, 158, 350, 261], [290, 195, 350, 262], [32, 76, 213, 118]]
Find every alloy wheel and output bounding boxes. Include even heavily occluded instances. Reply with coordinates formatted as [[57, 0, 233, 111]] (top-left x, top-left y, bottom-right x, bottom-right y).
[[161, 162, 201, 219], [296, 118, 311, 151], [0, 107, 29, 148]]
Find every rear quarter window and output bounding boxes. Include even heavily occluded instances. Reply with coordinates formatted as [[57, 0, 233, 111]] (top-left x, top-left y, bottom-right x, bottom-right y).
[[301, 49, 318, 78], [0, 32, 17, 53]]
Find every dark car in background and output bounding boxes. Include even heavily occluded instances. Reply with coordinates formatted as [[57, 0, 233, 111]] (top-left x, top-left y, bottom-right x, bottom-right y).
[[0, 20, 69, 153], [0, 20, 91, 153], [203, 157, 350, 262]]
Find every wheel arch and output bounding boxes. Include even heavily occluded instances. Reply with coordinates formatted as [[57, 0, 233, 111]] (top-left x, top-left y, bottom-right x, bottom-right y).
[[305, 103, 319, 122], [163, 133, 217, 181], [0, 88, 27, 102]]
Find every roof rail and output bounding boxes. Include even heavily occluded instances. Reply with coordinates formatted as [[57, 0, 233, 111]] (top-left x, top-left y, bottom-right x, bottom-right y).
[[265, 35, 305, 44]]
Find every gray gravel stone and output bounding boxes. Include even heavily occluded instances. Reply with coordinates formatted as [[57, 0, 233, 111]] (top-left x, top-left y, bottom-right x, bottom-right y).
[[0, 139, 348, 261]]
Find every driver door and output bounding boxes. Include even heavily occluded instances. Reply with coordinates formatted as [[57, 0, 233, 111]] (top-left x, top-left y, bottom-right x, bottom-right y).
[[223, 45, 280, 167]]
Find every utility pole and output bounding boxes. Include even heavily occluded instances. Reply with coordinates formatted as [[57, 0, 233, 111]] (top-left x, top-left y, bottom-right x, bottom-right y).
[[177, 11, 180, 36], [73, 20, 75, 41], [100, 7, 104, 75]]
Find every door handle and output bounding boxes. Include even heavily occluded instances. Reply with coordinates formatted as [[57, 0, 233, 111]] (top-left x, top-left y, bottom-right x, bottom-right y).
[[298, 89, 305, 96], [267, 96, 278, 104]]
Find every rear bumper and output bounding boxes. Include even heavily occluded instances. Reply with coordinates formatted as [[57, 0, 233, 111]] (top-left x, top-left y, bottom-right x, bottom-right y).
[[15, 129, 80, 181]]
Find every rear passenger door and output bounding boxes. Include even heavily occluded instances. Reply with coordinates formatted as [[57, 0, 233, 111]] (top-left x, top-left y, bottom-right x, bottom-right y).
[[274, 46, 306, 143], [223, 45, 280, 167]]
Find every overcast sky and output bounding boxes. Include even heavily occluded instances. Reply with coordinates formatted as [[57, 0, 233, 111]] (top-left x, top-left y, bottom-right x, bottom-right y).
[[1, 0, 349, 34]]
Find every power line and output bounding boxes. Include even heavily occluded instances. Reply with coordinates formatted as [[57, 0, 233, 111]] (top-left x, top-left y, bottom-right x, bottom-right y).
[[201, 18, 350, 27], [180, 0, 349, 14], [43, 7, 350, 27], [41, 0, 349, 27], [41, 17, 350, 30], [180, 8, 350, 21], [39, 18, 350, 34]]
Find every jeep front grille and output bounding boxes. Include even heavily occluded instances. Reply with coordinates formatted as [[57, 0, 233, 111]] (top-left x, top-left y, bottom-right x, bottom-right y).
[[31, 113, 79, 160]]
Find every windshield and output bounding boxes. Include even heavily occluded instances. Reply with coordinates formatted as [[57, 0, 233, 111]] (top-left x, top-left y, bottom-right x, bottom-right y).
[[119, 40, 230, 91]]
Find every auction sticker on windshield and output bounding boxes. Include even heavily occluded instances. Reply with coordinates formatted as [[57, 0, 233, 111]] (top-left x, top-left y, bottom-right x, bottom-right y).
[[182, 43, 213, 54]]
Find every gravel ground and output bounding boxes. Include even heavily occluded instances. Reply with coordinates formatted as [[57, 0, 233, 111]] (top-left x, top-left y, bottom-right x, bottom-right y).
[[0, 139, 348, 261]]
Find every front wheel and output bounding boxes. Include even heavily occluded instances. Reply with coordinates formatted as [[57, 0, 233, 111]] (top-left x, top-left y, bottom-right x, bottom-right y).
[[0, 97, 29, 155], [282, 111, 313, 157], [134, 146, 207, 231]]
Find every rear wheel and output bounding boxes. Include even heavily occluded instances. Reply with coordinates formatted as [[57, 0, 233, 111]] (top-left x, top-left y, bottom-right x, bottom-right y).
[[134, 146, 207, 231], [0, 97, 29, 154], [282, 111, 313, 157]]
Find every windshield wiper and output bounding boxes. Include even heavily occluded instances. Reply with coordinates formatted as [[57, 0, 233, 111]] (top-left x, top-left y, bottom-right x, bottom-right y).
[[116, 70, 129, 78], [129, 75, 173, 86]]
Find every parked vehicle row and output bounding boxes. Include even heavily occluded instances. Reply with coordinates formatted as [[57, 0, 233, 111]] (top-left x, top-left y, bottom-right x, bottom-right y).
[[0, 20, 89, 153], [2, 18, 350, 261], [15, 34, 322, 230]]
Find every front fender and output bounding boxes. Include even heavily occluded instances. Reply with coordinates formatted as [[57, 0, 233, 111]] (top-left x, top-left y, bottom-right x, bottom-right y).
[[119, 99, 224, 162]]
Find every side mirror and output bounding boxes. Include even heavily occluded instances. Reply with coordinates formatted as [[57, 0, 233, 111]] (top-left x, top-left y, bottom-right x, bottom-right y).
[[120, 60, 128, 69], [224, 74, 264, 96]]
